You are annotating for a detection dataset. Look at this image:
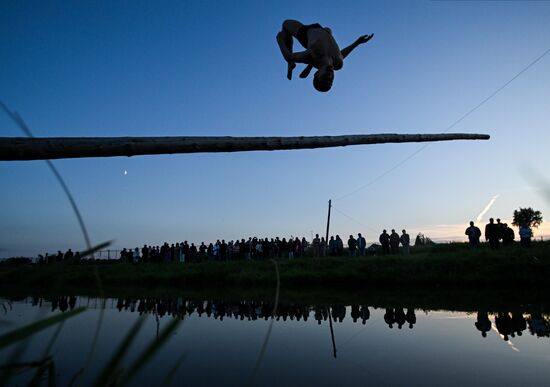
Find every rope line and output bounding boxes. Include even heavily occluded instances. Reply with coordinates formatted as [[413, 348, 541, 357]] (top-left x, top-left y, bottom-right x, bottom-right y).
[[332, 206, 378, 232], [334, 46, 550, 202]]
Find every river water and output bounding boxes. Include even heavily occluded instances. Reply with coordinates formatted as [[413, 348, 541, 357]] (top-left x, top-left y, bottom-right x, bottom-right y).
[[1, 292, 549, 386]]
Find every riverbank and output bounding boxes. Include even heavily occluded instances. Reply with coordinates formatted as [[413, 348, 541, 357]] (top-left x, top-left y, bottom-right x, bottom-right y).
[[1, 241, 549, 292]]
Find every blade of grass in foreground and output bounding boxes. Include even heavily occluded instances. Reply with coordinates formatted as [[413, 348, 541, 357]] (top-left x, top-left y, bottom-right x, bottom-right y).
[[0, 360, 48, 371], [42, 321, 65, 359], [247, 259, 280, 386], [78, 240, 113, 260], [92, 317, 145, 387], [27, 358, 55, 387], [160, 353, 186, 387], [120, 317, 181, 385], [0, 307, 85, 350]]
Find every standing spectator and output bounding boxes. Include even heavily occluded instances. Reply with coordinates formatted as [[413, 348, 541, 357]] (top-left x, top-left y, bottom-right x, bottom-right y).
[[174, 243, 181, 262], [485, 218, 500, 249], [239, 239, 247, 260], [400, 230, 410, 255], [335, 235, 344, 255], [320, 237, 326, 257], [465, 221, 482, 248], [301, 237, 308, 257], [133, 247, 140, 263], [271, 239, 279, 259], [161, 243, 169, 262], [328, 236, 337, 256], [496, 218, 505, 243], [263, 238, 271, 260], [502, 224, 515, 246], [64, 249, 74, 261], [182, 241, 190, 262], [141, 245, 149, 263], [379, 230, 390, 255], [288, 238, 295, 259], [347, 235, 357, 256], [220, 240, 228, 261], [207, 243, 214, 261], [162, 243, 170, 262], [213, 241, 220, 260], [243, 238, 251, 260], [312, 234, 321, 257], [255, 239, 263, 258], [178, 242, 184, 262], [390, 229, 400, 254], [294, 237, 302, 258], [519, 224, 532, 247], [280, 238, 288, 259], [189, 243, 198, 262], [199, 242, 207, 261], [357, 233, 367, 256]]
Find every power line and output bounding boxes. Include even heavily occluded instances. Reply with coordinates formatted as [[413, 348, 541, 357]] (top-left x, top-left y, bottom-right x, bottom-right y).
[[332, 206, 378, 232], [334, 46, 550, 202]]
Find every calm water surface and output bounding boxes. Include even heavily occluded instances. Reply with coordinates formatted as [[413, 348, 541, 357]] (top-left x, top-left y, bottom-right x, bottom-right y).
[[1, 294, 549, 386]]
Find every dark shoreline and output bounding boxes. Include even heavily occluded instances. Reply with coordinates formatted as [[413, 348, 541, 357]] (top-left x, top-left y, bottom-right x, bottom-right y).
[[3, 284, 550, 315], [1, 242, 550, 312]]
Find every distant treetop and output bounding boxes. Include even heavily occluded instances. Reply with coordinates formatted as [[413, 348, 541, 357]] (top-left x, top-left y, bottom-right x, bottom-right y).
[[512, 207, 543, 228]]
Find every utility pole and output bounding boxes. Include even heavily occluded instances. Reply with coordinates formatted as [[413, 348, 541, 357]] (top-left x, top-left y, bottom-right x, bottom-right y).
[[325, 199, 332, 248]]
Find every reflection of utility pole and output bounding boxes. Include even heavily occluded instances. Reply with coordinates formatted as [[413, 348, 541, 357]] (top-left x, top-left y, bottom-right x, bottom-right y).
[[156, 311, 160, 340], [325, 200, 332, 248], [328, 307, 337, 359]]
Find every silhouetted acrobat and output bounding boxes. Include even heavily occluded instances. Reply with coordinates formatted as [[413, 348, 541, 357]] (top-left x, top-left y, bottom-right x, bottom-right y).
[[276, 20, 374, 92]]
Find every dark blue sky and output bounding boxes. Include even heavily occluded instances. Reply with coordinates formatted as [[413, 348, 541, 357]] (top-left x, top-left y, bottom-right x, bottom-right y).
[[1, 1, 549, 256]]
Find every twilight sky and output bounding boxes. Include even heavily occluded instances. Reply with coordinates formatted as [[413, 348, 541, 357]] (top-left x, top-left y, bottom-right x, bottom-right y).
[[1, 0, 549, 257]]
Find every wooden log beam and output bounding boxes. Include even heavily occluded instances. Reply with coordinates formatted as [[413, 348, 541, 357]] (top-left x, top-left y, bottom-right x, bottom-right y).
[[0, 133, 490, 161]]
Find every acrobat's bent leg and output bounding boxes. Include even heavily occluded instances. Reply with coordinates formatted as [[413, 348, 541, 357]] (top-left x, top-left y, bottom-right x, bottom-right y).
[[282, 19, 303, 36], [277, 20, 303, 80]]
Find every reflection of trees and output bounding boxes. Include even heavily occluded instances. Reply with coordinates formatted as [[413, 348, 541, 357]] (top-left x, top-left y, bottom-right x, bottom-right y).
[[475, 311, 549, 341], [527, 313, 550, 337]]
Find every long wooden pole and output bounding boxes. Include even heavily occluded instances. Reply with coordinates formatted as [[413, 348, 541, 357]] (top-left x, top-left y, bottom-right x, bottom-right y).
[[0, 133, 489, 161]]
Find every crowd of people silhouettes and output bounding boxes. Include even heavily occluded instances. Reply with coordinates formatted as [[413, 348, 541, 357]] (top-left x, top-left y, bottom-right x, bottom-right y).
[[465, 218, 531, 250], [34, 217, 536, 264], [38, 229, 415, 264]]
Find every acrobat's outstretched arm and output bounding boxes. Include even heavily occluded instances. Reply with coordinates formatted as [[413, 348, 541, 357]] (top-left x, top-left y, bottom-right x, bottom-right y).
[[340, 33, 374, 59], [299, 64, 314, 79]]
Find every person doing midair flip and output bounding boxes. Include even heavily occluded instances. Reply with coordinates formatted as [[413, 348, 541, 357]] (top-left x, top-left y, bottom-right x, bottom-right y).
[[276, 20, 374, 92]]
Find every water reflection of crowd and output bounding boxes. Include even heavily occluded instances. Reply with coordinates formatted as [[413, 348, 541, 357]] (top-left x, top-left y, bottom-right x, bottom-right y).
[[17, 297, 550, 341], [29, 295, 78, 313], [383, 308, 417, 329], [475, 311, 550, 340]]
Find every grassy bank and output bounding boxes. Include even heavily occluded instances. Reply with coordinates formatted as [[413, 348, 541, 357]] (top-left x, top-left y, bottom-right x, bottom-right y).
[[1, 241, 549, 291]]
